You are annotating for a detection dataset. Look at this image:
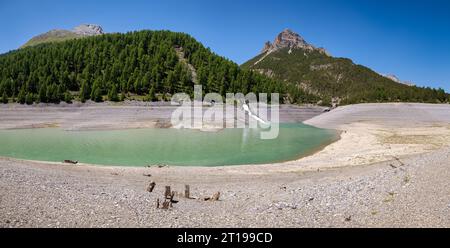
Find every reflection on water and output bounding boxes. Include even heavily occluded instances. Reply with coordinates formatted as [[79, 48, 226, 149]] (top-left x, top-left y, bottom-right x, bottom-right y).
[[0, 124, 337, 167]]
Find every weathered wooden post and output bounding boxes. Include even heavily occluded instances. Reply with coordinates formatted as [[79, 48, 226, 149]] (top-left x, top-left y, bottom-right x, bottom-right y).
[[185, 185, 190, 199], [164, 186, 171, 199]]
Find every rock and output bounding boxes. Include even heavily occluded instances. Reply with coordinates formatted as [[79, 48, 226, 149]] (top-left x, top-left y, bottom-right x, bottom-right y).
[[73, 24, 104, 36], [261, 41, 272, 53], [272, 201, 297, 210]]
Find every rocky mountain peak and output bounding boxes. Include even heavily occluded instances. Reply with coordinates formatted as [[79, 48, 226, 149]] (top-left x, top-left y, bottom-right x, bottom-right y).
[[73, 24, 104, 36], [274, 29, 309, 49], [261, 28, 329, 56]]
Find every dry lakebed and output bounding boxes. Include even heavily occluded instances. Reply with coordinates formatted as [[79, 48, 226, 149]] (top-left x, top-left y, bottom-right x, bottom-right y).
[[0, 102, 450, 227]]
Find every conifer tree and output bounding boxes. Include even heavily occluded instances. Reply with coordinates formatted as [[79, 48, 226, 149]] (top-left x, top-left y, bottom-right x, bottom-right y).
[[1, 91, 8, 104], [64, 92, 73, 104], [79, 80, 90, 103], [147, 86, 156, 102], [108, 84, 119, 102], [38, 83, 47, 103], [17, 86, 26, 104], [25, 93, 34, 105]]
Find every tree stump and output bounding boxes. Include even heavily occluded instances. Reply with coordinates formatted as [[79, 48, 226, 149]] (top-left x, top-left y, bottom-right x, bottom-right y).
[[147, 181, 156, 192], [185, 185, 190, 199], [164, 186, 171, 199], [161, 200, 170, 210]]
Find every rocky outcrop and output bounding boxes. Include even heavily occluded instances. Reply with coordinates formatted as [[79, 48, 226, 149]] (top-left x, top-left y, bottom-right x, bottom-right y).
[[261, 41, 272, 53], [383, 74, 415, 86], [22, 24, 104, 48], [261, 29, 329, 56], [73, 24, 104, 36]]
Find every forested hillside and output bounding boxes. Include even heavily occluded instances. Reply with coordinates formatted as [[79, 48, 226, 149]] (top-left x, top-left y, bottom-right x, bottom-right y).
[[242, 30, 449, 105], [0, 30, 292, 104], [1, 29, 447, 106]]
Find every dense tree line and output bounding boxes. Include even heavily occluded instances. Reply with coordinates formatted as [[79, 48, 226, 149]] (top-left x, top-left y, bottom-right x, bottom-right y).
[[242, 47, 450, 105], [3, 30, 446, 106], [0, 30, 286, 104]]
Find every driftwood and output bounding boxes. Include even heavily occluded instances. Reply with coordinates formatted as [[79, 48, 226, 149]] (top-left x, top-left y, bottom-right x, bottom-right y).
[[393, 156, 405, 166], [211, 192, 220, 201], [170, 191, 179, 203], [63, 160, 78, 164], [204, 192, 220, 201], [161, 201, 171, 210], [147, 181, 156, 192]]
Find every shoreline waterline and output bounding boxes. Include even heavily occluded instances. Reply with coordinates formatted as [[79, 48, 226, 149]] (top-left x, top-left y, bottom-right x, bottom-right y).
[[0, 123, 340, 168]]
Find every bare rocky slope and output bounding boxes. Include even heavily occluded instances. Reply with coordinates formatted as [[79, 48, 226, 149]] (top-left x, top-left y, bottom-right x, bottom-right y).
[[21, 24, 104, 48]]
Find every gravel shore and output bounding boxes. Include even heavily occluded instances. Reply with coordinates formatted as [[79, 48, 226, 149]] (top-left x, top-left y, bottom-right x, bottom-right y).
[[0, 102, 325, 130], [0, 103, 449, 227]]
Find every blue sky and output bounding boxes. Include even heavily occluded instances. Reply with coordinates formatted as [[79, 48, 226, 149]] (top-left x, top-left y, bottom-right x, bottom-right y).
[[0, 0, 449, 91]]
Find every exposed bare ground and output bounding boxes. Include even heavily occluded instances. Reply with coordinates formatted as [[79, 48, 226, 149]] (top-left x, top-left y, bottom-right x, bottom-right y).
[[0, 103, 449, 227]]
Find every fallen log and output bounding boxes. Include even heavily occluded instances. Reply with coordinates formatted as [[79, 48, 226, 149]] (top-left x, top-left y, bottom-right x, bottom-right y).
[[63, 160, 78, 164], [204, 192, 221, 201]]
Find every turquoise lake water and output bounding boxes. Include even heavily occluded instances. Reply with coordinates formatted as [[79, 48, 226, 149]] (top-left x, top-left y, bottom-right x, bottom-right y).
[[0, 123, 338, 167]]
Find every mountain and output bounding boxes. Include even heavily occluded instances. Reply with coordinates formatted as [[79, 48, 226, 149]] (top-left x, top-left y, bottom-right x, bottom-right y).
[[0, 30, 283, 104], [242, 29, 448, 105], [22, 24, 104, 48]]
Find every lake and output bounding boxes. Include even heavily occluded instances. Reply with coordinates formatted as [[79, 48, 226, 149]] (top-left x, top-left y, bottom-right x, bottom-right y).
[[0, 123, 338, 166]]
